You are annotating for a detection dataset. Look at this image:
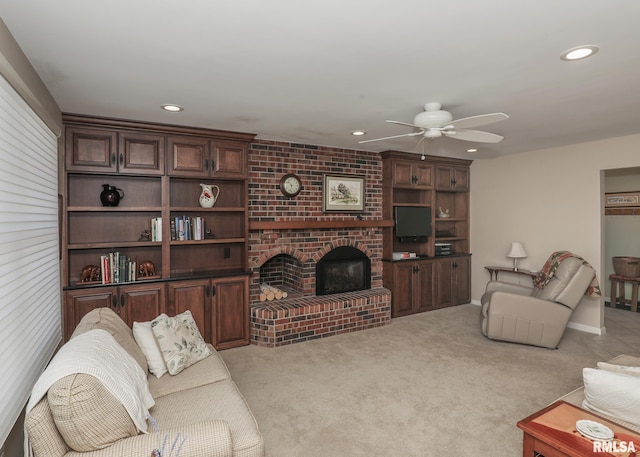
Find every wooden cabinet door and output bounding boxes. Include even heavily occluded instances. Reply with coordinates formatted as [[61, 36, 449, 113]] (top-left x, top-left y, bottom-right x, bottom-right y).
[[415, 260, 435, 312], [412, 163, 433, 189], [211, 276, 249, 349], [452, 256, 471, 305], [436, 166, 469, 191], [392, 161, 415, 188], [120, 282, 165, 326], [66, 127, 118, 172], [211, 141, 247, 178], [392, 161, 433, 189], [435, 258, 454, 308], [118, 132, 165, 175], [166, 279, 212, 342], [451, 167, 469, 191], [167, 136, 210, 177], [64, 287, 118, 340], [390, 262, 416, 317]]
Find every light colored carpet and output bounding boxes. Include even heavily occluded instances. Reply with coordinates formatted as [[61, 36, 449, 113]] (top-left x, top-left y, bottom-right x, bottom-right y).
[[221, 304, 640, 457]]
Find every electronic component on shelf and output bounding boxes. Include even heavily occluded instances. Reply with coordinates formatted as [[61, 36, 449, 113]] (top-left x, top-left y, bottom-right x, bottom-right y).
[[435, 243, 452, 256]]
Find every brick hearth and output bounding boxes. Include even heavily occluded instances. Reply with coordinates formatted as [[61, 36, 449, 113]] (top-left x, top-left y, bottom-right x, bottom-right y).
[[250, 288, 391, 347]]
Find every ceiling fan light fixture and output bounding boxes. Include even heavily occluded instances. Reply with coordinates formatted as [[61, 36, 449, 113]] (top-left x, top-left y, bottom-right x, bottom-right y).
[[423, 129, 442, 139], [467, 148, 478, 153], [351, 130, 366, 136], [560, 45, 599, 61]]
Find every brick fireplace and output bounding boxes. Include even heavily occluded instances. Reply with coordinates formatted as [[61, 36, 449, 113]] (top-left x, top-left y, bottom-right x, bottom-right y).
[[247, 140, 391, 347]]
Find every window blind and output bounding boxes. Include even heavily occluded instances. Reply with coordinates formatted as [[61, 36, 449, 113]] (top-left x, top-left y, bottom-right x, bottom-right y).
[[0, 74, 60, 446]]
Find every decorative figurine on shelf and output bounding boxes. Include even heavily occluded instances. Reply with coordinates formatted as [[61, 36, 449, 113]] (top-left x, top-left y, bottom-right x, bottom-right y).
[[100, 184, 125, 207], [138, 261, 157, 277], [80, 265, 101, 282], [199, 183, 220, 208], [438, 207, 451, 218], [205, 229, 215, 239], [138, 229, 151, 242]]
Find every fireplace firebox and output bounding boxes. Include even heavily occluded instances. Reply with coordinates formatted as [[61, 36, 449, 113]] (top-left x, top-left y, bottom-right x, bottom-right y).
[[316, 246, 371, 295]]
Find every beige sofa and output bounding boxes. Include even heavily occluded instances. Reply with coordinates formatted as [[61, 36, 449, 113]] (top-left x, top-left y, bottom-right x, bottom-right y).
[[559, 354, 640, 434], [25, 308, 264, 457]]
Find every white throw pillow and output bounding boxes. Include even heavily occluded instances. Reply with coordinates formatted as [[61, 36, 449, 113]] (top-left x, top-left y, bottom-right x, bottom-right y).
[[151, 311, 212, 375], [582, 367, 640, 428], [597, 362, 640, 377], [132, 321, 168, 378]]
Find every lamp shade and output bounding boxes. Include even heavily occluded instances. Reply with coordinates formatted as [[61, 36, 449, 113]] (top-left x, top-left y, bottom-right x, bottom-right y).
[[507, 242, 527, 259]]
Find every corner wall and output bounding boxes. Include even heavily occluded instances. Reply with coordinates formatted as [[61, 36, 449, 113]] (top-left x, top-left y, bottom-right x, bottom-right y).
[[470, 134, 640, 333]]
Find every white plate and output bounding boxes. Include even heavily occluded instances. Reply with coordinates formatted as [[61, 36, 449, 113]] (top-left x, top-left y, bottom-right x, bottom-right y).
[[576, 420, 614, 441]]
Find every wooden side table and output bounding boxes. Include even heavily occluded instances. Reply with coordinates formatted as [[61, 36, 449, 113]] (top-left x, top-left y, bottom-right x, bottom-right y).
[[517, 400, 640, 457], [609, 273, 640, 312], [485, 265, 538, 281]]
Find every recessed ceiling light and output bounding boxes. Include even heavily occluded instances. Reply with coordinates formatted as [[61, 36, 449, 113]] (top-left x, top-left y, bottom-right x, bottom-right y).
[[161, 104, 184, 112], [351, 130, 367, 136], [467, 148, 478, 153], [560, 45, 599, 61]]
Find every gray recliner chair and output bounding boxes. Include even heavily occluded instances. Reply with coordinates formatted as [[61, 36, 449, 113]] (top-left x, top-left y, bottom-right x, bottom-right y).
[[481, 256, 596, 349]]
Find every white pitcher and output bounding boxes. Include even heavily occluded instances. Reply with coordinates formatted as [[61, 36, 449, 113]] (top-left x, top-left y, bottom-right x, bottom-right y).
[[199, 183, 220, 208]]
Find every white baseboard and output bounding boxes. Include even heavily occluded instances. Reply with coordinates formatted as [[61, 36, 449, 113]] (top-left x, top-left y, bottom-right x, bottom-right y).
[[567, 321, 606, 335]]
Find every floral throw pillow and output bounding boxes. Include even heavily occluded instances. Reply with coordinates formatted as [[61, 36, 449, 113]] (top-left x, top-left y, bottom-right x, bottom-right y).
[[151, 311, 212, 375]]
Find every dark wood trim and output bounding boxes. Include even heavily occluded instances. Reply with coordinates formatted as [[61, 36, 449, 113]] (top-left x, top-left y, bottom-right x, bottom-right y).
[[380, 150, 473, 167], [249, 219, 394, 230], [62, 113, 256, 142], [606, 207, 640, 215]]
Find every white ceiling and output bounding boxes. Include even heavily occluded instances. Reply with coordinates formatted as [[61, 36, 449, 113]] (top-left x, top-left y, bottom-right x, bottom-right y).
[[2, 0, 640, 159]]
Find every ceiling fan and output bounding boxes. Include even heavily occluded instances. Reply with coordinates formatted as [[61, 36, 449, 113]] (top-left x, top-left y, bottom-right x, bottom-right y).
[[359, 102, 509, 145]]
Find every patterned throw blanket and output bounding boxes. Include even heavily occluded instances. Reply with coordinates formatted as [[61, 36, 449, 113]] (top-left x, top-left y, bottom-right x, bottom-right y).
[[533, 250, 601, 297]]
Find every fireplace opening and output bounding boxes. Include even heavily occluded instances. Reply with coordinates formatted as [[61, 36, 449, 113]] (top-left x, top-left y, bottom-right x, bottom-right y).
[[316, 246, 371, 295]]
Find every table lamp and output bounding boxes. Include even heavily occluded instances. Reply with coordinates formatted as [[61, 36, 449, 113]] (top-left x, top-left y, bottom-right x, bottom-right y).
[[507, 242, 527, 271]]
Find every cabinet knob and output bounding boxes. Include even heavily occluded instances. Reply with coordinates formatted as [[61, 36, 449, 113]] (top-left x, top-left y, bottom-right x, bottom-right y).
[[120, 294, 125, 307], [211, 284, 217, 296], [204, 159, 209, 171], [111, 295, 117, 308], [119, 152, 124, 166], [206, 285, 210, 297], [111, 153, 116, 166]]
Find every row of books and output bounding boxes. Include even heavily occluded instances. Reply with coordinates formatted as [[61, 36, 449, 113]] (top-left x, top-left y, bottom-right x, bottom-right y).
[[100, 251, 138, 284], [170, 216, 206, 241]]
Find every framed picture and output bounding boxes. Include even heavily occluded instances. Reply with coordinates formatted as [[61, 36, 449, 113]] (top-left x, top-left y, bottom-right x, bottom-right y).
[[323, 174, 365, 212], [605, 191, 640, 207]]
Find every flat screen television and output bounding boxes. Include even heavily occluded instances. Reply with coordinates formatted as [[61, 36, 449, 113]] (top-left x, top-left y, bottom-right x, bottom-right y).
[[394, 206, 432, 242]]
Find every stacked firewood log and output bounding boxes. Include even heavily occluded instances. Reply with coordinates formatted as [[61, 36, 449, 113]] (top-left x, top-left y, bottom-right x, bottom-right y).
[[259, 283, 289, 301]]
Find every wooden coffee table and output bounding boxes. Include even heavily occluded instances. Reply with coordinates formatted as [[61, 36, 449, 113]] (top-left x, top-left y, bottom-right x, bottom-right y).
[[517, 400, 640, 456]]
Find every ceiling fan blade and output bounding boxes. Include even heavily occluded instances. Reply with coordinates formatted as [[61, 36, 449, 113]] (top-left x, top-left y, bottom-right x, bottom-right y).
[[449, 112, 509, 129], [386, 119, 423, 129], [444, 129, 504, 143], [358, 131, 423, 144]]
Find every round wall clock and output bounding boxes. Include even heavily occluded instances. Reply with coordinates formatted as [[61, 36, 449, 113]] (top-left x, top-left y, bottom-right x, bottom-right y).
[[279, 173, 302, 198]]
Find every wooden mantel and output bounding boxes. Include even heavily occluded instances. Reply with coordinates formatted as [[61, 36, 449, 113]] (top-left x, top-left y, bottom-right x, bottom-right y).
[[249, 219, 394, 230]]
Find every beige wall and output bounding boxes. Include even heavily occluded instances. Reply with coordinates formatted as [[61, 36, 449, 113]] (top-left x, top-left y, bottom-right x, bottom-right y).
[[471, 134, 640, 334]]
